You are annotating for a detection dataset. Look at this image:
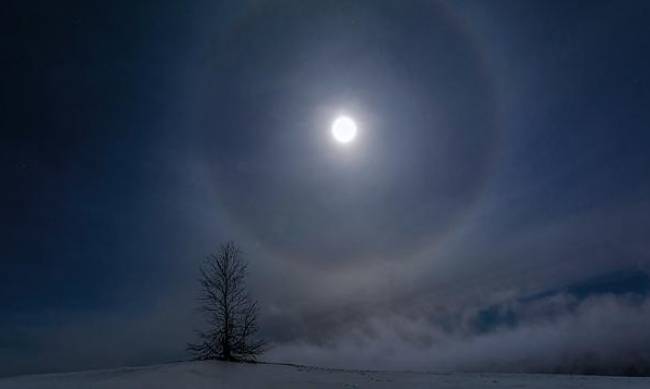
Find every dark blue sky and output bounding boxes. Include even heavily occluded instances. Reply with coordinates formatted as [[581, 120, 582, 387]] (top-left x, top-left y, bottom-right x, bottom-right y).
[[2, 0, 650, 377]]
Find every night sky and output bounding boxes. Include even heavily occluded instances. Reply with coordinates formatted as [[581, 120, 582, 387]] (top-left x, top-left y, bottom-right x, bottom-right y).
[[2, 0, 650, 377]]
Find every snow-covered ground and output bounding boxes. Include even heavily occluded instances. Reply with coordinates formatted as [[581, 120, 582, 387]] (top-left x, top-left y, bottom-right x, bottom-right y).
[[1, 361, 648, 389]]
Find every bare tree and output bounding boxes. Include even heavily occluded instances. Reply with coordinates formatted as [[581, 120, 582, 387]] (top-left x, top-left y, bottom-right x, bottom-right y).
[[188, 241, 265, 361]]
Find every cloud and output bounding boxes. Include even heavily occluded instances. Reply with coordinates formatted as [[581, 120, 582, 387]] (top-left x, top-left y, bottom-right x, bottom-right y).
[[266, 291, 650, 375]]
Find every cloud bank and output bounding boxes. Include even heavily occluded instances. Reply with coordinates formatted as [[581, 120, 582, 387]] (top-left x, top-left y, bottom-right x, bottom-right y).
[[267, 290, 650, 376]]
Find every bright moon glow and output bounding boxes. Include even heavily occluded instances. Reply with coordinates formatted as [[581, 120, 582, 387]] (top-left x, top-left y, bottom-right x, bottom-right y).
[[331, 116, 357, 144]]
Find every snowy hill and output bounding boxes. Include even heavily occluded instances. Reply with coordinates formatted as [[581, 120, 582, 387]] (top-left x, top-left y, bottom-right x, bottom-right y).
[[1, 361, 649, 389]]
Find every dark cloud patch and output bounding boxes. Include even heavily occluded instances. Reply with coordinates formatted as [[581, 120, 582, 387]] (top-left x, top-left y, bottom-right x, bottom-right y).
[[471, 269, 650, 334]]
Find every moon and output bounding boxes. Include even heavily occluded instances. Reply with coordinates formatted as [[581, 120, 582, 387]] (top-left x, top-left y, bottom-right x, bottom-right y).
[[331, 116, 357, 144]]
